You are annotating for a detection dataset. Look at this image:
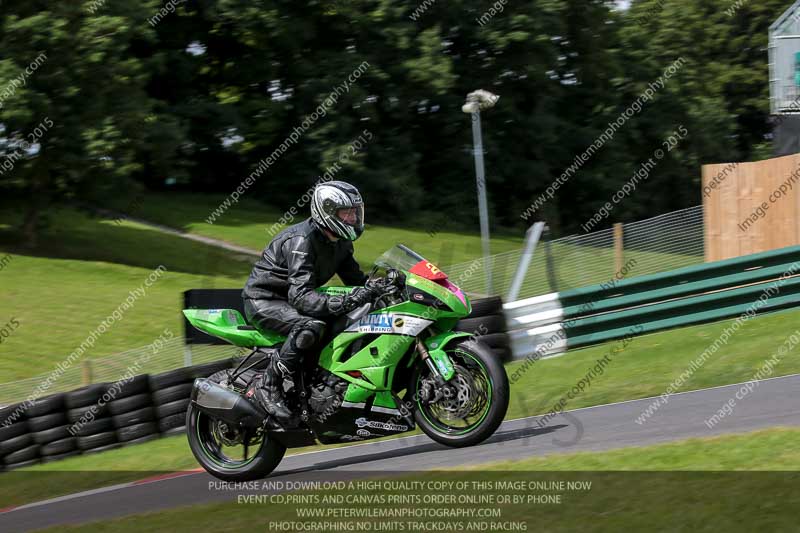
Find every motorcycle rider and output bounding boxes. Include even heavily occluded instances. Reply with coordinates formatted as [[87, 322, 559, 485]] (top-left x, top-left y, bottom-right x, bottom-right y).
[[242, 180, 382, 425]]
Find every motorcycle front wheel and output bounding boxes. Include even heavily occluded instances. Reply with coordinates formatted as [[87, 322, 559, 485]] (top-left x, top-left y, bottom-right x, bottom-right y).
[[412, 339, 509, 447], [186, 370, 286, 481]]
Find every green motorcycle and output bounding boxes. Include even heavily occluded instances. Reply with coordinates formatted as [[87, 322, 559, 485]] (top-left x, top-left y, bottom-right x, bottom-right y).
[[183, 244, 509, 481]]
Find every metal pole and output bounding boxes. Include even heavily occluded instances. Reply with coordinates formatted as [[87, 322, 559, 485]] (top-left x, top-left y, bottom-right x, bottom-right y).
[[184, 344, 193, 367], [470, 110, 493, 294], [507, 222, 546, 302], [613, 222, 624, 277]]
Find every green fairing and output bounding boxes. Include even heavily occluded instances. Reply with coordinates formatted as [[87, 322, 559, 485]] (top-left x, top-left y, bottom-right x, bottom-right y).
[[405, 273, 471, 317], [318, 330, 416, 403], [423, 330, 474, 381], [182, 308, 285, 347]]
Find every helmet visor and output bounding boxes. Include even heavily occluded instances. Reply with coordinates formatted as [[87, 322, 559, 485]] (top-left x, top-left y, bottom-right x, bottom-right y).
[[335, 205, 365, 239]]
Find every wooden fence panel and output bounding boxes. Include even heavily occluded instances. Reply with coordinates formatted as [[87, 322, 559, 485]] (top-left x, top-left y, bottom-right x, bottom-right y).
[[703, 153, 800, 262]]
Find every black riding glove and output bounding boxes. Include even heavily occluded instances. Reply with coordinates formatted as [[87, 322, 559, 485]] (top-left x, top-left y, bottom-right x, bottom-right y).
[[327, 286, 382, 315]]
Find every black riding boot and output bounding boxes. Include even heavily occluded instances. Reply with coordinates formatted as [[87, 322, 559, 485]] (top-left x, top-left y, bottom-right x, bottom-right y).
[[252, 318, 325, 427], [256, 356, 295, 423]]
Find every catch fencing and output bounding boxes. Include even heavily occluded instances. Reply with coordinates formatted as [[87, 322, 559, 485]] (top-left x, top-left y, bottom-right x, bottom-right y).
[[448, 205, 704, 300]]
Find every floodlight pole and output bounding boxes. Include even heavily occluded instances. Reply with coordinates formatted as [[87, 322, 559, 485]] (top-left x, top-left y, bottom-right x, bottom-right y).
[[463, 90, 499, 295]]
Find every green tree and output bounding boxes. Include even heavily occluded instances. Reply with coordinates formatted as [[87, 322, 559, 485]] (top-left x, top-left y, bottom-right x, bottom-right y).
[[0, 1, 186, 246]]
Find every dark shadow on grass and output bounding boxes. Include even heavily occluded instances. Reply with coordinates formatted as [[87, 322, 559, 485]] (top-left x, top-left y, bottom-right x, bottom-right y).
[[108, 191, 527, 245], [0, 207, 253, 278]]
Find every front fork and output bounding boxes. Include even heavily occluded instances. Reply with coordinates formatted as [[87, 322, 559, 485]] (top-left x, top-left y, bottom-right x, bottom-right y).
[[414, 337, 460, 407], [416, 338, 447, 385]]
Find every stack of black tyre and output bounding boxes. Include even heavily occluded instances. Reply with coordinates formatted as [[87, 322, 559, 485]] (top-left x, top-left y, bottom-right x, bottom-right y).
[[27, 392, 80, 464], [148, 366, 194, 437], [149, 359, 232, 436], [455, 296, 511, 362], [0, 402, 35, 470], [106, 376, 159, 446], [67, 383, 117, 455], [0, 358, 249, 473]]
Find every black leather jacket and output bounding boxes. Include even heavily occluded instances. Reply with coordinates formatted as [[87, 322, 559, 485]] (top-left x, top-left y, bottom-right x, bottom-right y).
[[242, 218, 368, 318]]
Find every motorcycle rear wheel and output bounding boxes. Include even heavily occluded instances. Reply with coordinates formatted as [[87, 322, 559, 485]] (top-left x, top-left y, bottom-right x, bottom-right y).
[[186, 371, 286, 481]]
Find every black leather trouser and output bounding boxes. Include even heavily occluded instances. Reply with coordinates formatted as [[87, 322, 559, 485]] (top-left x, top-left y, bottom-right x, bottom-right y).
[[243, 299, 326, 375]]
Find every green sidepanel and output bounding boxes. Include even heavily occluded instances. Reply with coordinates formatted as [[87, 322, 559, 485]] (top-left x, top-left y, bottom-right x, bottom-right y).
[[318, 330, 416, 402], [182, 309, 285, 347], [343, 384, 373, 404], [374, 391, 398, 409], [183, 270, 471, 408]]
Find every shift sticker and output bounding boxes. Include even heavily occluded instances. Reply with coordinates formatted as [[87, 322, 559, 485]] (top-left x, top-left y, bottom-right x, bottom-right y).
[[345, 313, 433, 335]]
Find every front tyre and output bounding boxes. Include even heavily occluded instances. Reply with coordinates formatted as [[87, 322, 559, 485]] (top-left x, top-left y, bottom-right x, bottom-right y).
[[412, 340, 509, 448], [186, 371, 286, 482]]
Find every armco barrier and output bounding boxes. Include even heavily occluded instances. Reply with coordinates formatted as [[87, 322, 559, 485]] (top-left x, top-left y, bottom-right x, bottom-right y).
[[505, 244, 800, 361]]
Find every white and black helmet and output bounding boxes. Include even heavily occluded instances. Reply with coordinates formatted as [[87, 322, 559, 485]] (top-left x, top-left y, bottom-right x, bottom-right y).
[[310, 180, 365, 241]]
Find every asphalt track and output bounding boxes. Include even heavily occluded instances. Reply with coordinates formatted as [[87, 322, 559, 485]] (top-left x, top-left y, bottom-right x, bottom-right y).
[[4, 372, 800, 532]]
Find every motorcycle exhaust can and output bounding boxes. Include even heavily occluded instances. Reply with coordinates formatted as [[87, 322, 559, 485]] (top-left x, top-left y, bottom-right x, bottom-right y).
[[191, 378, 265, 429]]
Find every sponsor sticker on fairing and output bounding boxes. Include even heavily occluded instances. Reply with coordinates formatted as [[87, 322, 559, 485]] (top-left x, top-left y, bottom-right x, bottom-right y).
[[355, 417, 408, 432], [345, 313, 432, 335]]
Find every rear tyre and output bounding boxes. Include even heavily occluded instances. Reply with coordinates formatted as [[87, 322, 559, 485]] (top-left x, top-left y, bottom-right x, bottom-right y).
[[412, 340, 509, 448], [186, 372, 285, 482]]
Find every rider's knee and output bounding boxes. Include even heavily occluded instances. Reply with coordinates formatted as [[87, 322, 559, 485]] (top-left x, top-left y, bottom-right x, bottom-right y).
[[293, 319, 326, 350]]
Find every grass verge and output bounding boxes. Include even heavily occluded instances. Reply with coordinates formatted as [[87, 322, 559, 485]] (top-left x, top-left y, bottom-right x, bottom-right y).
[[36, 427, 800, 532], [0, 208, 252, 382]]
